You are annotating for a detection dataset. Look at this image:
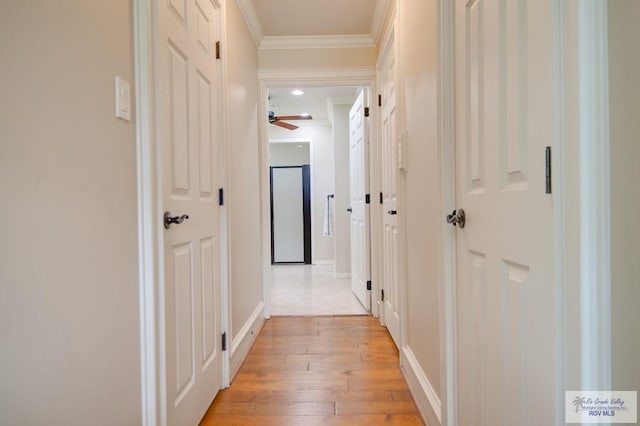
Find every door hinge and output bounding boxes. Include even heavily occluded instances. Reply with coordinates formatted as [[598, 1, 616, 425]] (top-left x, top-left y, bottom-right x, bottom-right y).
[[366, 281, 372, 291], [221, 332, 227, 351], [365, 193, 370, 204], [378, 94, 382, 107], [545, 146, 552, 194], [364, 107, 370, 117], [216, 41, 221, 60], [379, 192, 383, 204], [381, 289, 385, 301], [218, 188, 224, 206]]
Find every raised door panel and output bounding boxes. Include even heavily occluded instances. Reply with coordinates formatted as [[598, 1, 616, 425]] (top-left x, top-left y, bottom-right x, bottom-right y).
[[171, 243, 195, 404], [168, 44, 190, 195]]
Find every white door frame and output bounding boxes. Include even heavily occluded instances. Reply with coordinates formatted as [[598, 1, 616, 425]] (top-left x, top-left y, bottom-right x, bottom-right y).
[[568, 0, 612, 392], [436, 1, 457, 424], [436, 0, 611, 424], [133, 0, 231, 425], [257, 68, 377, 319]]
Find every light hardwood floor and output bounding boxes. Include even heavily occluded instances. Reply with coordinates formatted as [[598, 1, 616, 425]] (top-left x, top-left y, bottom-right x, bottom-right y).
[[200, 316, 425, 425]]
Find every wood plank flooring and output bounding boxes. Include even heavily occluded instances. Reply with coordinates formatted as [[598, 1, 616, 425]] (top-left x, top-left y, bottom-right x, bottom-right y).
[[200, 316, 425, 425]]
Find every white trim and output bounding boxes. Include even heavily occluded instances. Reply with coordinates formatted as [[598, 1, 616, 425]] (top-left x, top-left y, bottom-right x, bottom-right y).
[[552, 1, 567, 424], [133, 0, 158, 424], [577, 0, 612, 392], [371, 0, 392, 44], [436, 0, 457, 425], [233, 0, 263, 47], [258, 81, 272, 319], [313, 260, 334, 266], [217, 0, 232, 389], [401, 347, 442, 426], [230, 302, 265, 378], [259, 67, 376, 83], [260, 34, 375, 50]]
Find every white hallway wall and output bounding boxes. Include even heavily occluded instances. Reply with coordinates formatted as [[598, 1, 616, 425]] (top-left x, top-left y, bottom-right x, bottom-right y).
[[331, 103, 352, 276], [225, 0, 265, 376], [393, 0, 443, 422], [0, 1, 141, 424]]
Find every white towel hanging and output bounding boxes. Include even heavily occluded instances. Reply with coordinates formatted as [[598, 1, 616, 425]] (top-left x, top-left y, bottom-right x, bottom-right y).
[[322, 194, 334, 237]]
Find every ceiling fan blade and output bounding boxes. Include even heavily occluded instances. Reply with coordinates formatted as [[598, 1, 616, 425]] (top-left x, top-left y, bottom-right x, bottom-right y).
[[273, 121, 298, 130], [275, 115, 312, 121]]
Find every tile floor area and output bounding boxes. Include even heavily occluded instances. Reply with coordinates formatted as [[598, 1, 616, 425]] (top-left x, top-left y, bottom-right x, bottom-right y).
[[270, 264, 368, 316]]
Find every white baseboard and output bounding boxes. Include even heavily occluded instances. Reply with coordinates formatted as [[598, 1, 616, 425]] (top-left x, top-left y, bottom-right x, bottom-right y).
[[230, 302, 265, 379], [313, 260, 334, 265], [401, 346, 442, 426], [334, 272, 352, 279]]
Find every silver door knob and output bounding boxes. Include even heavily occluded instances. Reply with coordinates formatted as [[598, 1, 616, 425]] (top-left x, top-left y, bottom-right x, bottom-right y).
[[446, 209, 465, 228]]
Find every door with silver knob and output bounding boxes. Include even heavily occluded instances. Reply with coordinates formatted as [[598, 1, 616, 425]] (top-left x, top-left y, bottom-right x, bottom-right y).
[[157, 0, 224, 423], [454, 0, 557, 423]]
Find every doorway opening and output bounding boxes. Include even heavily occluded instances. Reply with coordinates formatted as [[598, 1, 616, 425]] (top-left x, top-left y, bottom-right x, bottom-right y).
[[263, 84, 374, 316]]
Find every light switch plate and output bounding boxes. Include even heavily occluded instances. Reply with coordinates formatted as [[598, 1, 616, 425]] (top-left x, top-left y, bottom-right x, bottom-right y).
[[115, 76, 131, 122]]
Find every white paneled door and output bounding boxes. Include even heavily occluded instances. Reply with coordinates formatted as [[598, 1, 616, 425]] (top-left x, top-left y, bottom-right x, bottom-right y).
[[454, 0, 558, 424], [379, 32, 401, 348], [349, 90, 371, 311], [158, 0, 223, 424]]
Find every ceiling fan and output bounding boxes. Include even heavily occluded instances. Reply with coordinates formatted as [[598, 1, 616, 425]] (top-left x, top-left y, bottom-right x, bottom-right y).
[[268, 111, 312, 130]]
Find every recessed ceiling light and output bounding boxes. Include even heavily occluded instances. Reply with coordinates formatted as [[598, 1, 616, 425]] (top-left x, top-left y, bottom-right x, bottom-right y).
[[291, 89, 304, 96]]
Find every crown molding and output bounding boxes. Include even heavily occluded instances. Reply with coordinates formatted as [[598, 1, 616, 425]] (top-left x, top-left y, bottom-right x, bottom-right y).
[[371, 0, 392, 43], [260, 34, 376, 50], [234, 0, 263, 47]]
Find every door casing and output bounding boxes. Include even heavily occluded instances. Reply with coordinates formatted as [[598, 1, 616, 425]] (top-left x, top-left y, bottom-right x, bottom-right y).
[[258, 71, 378, 319]]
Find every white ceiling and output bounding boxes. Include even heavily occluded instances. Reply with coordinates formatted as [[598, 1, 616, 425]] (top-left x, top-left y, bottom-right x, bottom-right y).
[[237, 0, 390, 47], [269, 86, 359, 122], [251, 0, 377, 37], [242, 1, 383, 129]]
